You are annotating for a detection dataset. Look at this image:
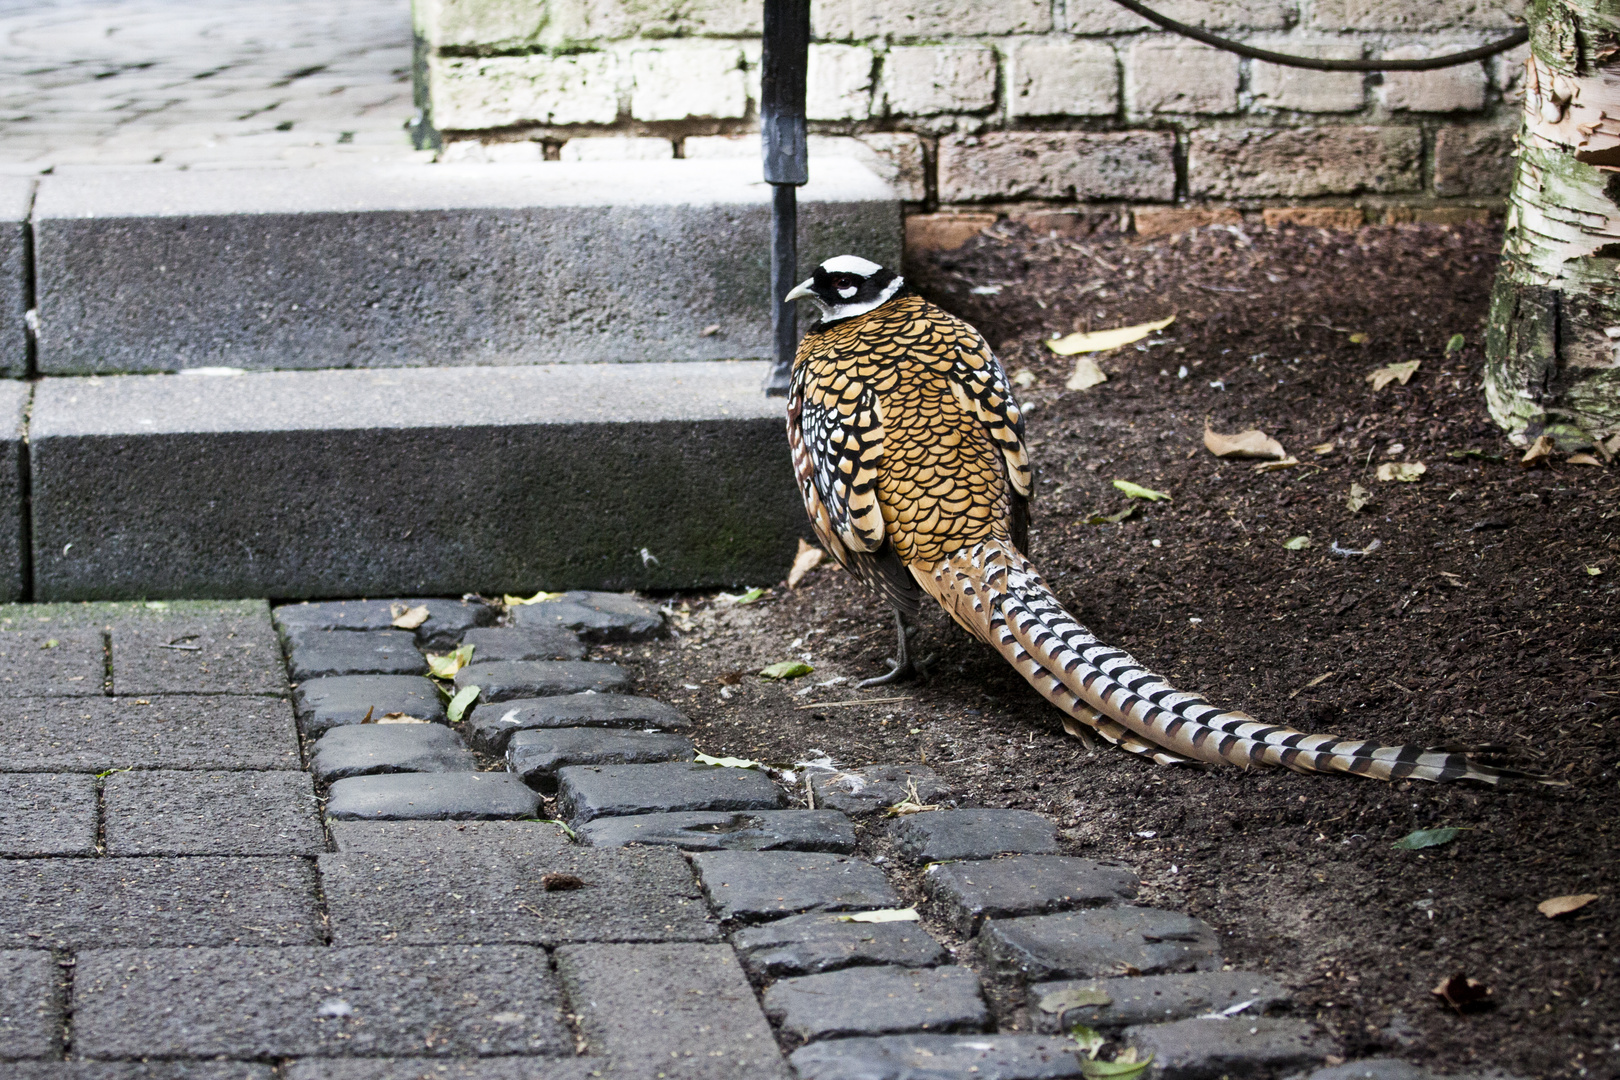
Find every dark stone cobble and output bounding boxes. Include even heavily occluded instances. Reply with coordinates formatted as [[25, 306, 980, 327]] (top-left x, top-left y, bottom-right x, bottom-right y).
[[293, 675, 446, 737], [1123, 1016, 1336, 1079], [557, 761, 784, 824], [6, 1065, 276, 1079], [981, 907, 1222, 982], [924, 855, 1139, 934], [454, 660, 630, 703], [281, 1060, 601, 1080], [510, 592, 665, 642], [284, 629, 426, 681], [324, 772, 542, 821], [466, 693, 691, 753], [789, 1034, 1088, 1080], [103, 770, 323, 856], [730, 910, 948, 978], [691, 850, 901, 922], [309, 724, 476, 783], [506, 727, 694, 790], [1028, 971, 1291, 1033], [809, 764, 950, 816], [578, 809, 857, 853], [460, 626, 586, 662], [273, 599, 496, 650], [891, 808, 1062, 863], [763, 964, 989, 1043], [0, 773, 96, 856], [0, 696, 299, 772]]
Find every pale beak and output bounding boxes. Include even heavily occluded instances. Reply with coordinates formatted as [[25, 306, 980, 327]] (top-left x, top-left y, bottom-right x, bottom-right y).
[[783, 278, 816, 303]]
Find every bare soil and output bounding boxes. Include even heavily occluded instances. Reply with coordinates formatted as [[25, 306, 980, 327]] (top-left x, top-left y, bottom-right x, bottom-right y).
[[596, 220, 1617, 1080]]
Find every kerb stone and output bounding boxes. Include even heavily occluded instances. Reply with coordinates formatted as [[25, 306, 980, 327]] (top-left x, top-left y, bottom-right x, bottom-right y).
[[72, 945, 571, 1060], [282, 1060, 599, 1080], [454, 660, 630, 702], [730, 910, 948, 978], [328, 819, 572, 854], [555, 942, 790, 1079], [1028, 971, 1291, 1033], [579, 809, 856, 853], [890, 808, 1061, 862], [763, 965, 988, 1042], [690, 850, 900, 922], [32, 159, 899, 373], [310, 723, 475, 782], [30, 364, 804, 600], [324, 772, 542, 820], [981, 907, 1222, 982], [558, 761, 784, 823], [0, 382, 25, 603], [1124, 1017, 1337, 1079], [507, 727, 693, 790], [790, 1034, 1087, 1080], [320, 848, 717, 946], [466, 693, 691, 753], [0, 773, 97, 856], [925, 856, 1139, 934]]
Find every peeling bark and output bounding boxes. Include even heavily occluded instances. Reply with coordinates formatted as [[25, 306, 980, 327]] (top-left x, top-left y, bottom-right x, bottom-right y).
[[1486, 0, 1620, 446]]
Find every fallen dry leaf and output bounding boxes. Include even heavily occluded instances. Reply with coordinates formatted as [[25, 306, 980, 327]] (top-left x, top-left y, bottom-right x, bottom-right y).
[[836, 908, 920, 923], [541, 873, 588, 892], [1204, 423, 1287, 460], [390, 603, 429, 630], [1046, 315, 1175, 356], [1253, 456, 1300, 473], [1011, 368, 1038, 388], [376, 712, 430, 724], [1568, 453, 1604, 467], [1066, 356, 1108, 391], [1346, 483, 1371, 512], [1377, 462, 1426, 482], [1537, 893, 1599, 918], [787, 539, 826, 589], [1366, 360, 1419, 390], [503, 589, 562, 606], [1431, 972, 1492, 1014], [1310, 442, 1336, 456], [1521, 435, 1555, 467]]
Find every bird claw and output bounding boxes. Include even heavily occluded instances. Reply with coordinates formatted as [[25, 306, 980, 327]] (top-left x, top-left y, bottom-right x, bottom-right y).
[[856, 652, 936, 689]]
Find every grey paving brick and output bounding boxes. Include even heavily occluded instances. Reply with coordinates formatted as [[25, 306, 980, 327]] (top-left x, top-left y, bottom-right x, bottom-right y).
[[109, 605, 286, 696], [507, 727, 693, 790], [0, 857, 320, 948], [103, 770, 323, 856], [509, 592, 665, 643], [579, 809, 856, 853], [329, 820, 572, 855], [310, 723, 475, 783], [0, 950, 61, 1060], [555, 942, 789, 1079], [559, 761, 785, 825], [891, 809, 1061, 863], [321, 847, 717, 946], [325, 772, 541, 821], [731, 911, 947, 978], [0, 696, 299, 772], [764, 965, 988, 1043], [790, 1034, 1085, 1080], [981, 908, 1222, 983], [286, 630, 427, 681], [1029, 972, 1291, 1033], [4, 1065, 275, 1080], [0, 773, 96, 856], [1123, 1017, 1336, 1079], [455, 660, 630, 703], [282, 1060, 600, 1080], [274, 599, 497, 650], [294, 675, 446, 737], [691, 850, 901, 922], [810, 764, 949, 816], [924, 856, 1139, 935], [0, 629, 105, 696], [466, 693, 691, 753], [460, 626, 586, 662], [73, 945, 571, 1060]]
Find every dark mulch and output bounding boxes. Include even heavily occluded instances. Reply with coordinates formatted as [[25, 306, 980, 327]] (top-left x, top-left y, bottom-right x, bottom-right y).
[[596, 220, 1617, 1080]]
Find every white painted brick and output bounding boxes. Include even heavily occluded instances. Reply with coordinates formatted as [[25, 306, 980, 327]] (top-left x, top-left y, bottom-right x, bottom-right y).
[[1063, 0, 1288, 34], [439, 140, 545, 163], [1311, 0, 1519, 31], [1378, 45, 1488, 112], [881, 45, 997, 117], [813, 0, 1052, 39], [1008, 40, 1118, 118], [428, 52, 621, 130], [683, 132, 927, 200], [807, 44, 876, 121], [629, 43, 748, 121], [560, 137, 675, 160], [1127, 40, 1239, 115], [422, 0, 760, 49], [1248, 42, 1366, 112], [938, 130, 1176, 202]]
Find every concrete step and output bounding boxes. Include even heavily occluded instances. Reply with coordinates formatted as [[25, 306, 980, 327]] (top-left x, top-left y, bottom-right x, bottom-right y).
[[31, 157, 900, 375], [30, 361, 800, 600]]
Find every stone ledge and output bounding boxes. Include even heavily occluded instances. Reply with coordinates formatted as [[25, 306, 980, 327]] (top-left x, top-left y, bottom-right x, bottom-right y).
[[29, 362, 802, 600]]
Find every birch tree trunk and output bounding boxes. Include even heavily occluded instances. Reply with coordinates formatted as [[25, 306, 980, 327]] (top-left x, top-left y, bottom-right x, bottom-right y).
[[1486, 0, 1620, 447]]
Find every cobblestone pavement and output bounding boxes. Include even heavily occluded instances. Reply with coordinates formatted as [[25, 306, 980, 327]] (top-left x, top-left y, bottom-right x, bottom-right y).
[[0, 594, 1524, 1079], [0, 0, 425, 172]]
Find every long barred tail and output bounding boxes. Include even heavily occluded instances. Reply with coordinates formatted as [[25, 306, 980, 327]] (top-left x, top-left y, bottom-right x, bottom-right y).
[[920, 539, 1530, 785]]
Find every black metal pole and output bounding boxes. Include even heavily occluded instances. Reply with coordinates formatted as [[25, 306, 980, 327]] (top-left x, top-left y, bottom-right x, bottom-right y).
[[760, 0, 809, 397]]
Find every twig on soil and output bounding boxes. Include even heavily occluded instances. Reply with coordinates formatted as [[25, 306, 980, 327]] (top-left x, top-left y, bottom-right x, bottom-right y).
[[794, 696, 913, 709]]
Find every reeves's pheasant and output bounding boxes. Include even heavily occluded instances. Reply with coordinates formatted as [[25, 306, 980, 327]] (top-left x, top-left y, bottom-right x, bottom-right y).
[[784, 255, 1523, 784]]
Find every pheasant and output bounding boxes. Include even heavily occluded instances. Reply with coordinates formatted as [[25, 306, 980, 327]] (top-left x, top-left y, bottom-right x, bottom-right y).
[[783, 255, 1522, 784]]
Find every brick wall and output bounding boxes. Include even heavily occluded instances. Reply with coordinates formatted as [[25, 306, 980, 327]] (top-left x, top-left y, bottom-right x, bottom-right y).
[[414, 0, 1524, 218]]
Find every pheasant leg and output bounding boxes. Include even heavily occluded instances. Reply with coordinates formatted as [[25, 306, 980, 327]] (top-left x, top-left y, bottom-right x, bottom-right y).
[[858, 609, 920, 688]]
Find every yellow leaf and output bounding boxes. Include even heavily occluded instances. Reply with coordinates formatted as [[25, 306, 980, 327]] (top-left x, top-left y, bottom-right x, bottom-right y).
[[1568, 453, 1604, 466], [503, 590, 562, 606], [1348, 332, 1369, 345], [1346, 483, 1370, 512], [1252, 456, 1300, 473], [1011, 368, 1038, 388], [1065, 356, 1108, 391], [787, 539, 825, 589], [425, 643, 474, 679], [389, 603, 429, 629], [1376, 462, 1426, 482], [1203, 423, 1287, 460], [1366, 360, 1420, 391], [694, 753, 764, 769], [1046, 315, 1175, 356], [1310, 442, 1336, 456], [1537, 893, 1599, 918], [836, 908, 920, 923], [1113, 479, 1171, 502]]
